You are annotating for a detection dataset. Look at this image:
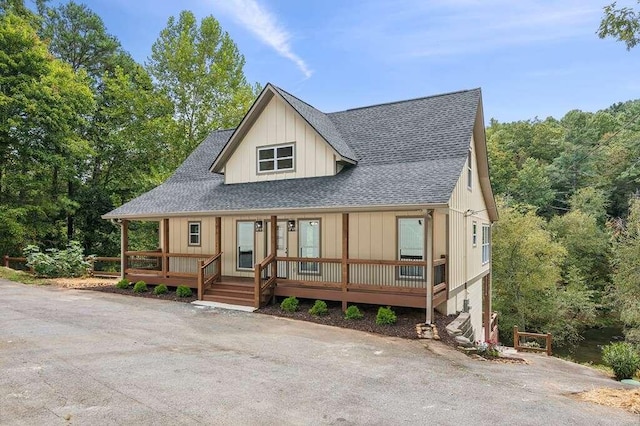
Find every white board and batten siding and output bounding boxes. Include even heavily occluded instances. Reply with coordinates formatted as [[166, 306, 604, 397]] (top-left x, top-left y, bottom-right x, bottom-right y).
[[223, 96, 337, 184], [447, 135, 491, 340], [165, 211, 449, 279]]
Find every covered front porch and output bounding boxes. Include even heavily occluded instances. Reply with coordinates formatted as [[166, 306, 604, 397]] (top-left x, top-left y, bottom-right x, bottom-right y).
[[120, 211, 449, 321]]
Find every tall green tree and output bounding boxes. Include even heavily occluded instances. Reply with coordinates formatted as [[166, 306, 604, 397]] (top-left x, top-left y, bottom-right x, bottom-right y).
[[0, 11, 94, 254], [147, 10, 258, 163], [611, 197, 640, 344]]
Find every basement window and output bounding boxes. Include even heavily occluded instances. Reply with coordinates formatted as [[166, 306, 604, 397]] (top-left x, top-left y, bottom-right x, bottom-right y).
[[257, 143, 295, 173]]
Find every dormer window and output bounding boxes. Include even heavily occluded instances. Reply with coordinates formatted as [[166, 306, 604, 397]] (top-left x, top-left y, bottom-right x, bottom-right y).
[[257, 143, 295, 173]]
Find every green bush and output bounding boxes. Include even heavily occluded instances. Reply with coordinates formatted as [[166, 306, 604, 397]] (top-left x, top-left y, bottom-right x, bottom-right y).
[[154, 284, 168, 295], [280, 296, 299, 312], [176, 285, 193, 298], [116, 279, 129, 289], [602, 342, 640, 380], [344, 305, 364, 320], [375, 306, 397, 325], [309, 300, 328, 316], [133, 281, 148, 293], [23, 241, 92, 278]]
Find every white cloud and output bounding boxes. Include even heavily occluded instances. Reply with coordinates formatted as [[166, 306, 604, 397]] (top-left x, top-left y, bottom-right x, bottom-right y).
[[211, 0, 312, 78]]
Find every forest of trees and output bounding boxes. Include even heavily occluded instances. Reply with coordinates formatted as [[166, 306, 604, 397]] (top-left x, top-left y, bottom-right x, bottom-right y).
[[1, 1, 639, 348]]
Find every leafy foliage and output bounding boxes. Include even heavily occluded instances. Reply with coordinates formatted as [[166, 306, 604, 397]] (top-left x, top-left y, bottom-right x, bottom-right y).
[[611, 198, 640, 344], [133, 281, 148, 293], [344, 305, 364, 320], [598, 1, 640, 50], [309, 300, 329, 316], [280, 296, 299, 313], [24, 241, 91, 277], [116, 278, 129, 289], [153, 284, 168, 295], [602, 342, 640, 380], [176, 285, 192, 298], [375, 307, 397, 325]]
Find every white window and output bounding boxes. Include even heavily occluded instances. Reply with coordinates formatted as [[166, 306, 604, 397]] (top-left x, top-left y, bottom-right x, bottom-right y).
[[298, 219, 320, 274], [482, 224, 490, 264], [472, 221, 477, 247], [237, 221, 254, 270], [398, 218, 424, 278], [467, 148, 473, 189], [257, 144, 294, 173], [188, 221, 201, 246]]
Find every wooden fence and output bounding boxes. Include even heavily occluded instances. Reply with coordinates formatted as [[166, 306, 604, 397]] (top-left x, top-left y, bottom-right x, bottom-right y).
[[513, 326, 552, 356], [3, 255, 121, 278]]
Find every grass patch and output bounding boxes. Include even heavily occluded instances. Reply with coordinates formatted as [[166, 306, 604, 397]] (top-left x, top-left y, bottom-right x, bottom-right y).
[[0, 266, 45, 285]]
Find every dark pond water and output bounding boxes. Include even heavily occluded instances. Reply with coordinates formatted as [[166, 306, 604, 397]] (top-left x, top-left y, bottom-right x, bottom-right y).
[[554, 326, 625, 364]]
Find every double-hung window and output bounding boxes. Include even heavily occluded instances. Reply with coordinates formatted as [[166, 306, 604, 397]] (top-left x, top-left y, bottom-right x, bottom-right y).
[[257, 144, 294, 173], [482, 224, 491, 264], [472, 221, 478, 247], [188, 222, 200, 246], [298, 219, 320, 274], [397, 218, 424, 278]]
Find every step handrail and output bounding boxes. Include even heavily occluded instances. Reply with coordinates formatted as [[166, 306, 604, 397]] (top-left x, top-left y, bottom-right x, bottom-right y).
[[197, 252, 223, 300], [254, 254, 277, 308]]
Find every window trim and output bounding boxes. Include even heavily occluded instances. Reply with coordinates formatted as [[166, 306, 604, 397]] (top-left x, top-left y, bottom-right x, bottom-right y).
[[482, 224, 491, 265], [297, 218, 321, 275], [256, 142, 295, 174], [236, 220, 255, 271], [467, 148, 473, 190], [188, 221, 201, 247], [396, 216, 425, 280]]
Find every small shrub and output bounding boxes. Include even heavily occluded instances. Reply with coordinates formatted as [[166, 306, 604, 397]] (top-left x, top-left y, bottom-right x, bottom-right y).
[[176, 285, 193, 298], [280, 296, 299, 312], [309, 300, 328, 316], [602, 342, 640, 380], [376, 306, 397, 325], [116, 279, 130, 289], [345, 305, 364, 320], [154, 284, 168, 295], [133, 281, 148, 293]]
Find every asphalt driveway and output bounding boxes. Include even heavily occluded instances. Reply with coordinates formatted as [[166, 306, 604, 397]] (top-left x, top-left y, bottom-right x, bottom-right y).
[[0, 279, 637, 425]]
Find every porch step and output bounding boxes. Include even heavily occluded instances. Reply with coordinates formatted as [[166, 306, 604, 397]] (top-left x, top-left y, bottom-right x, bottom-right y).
[[201, 294, 255, 307], [205, 287, 254, 299]]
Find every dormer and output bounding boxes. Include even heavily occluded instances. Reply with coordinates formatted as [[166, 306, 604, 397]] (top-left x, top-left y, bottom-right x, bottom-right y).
[[210, 84, 357, 184]]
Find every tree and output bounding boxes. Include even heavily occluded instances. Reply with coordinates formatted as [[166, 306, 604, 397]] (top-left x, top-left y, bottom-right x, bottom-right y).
[[0, 11, 94, 254], [599, 1, 640, 50], [39, 1, 121, 78], [147, 10, 258, 164], [611, 198, 640, 344]]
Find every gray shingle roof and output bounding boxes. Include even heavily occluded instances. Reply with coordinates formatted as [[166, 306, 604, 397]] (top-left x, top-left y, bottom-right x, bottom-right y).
[[104, 87, 481, 218]]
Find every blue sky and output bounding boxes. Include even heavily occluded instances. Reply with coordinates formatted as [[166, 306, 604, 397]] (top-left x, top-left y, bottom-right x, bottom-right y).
[[48, 0, 640, 122]]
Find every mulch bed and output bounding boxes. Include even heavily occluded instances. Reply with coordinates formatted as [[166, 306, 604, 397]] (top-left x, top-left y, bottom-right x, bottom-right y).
[[82, 285, 197, 303], [258, 298, 457, 340]]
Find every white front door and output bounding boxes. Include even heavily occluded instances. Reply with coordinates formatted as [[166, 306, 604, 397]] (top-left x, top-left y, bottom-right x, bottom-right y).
[[267, 221, 288, 278]]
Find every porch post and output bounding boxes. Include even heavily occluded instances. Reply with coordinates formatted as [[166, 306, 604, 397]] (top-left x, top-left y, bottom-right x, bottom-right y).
[[341, 213, 349, 311], [425, 210, 434, 324], [162, 218, 169, 279], [270, 215, 277, 279], [215, 217, 221, 254], [120, 219, 129, 280]]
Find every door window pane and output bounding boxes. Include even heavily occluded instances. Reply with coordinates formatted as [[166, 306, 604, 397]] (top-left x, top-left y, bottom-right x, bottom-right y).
[[398, 218, 424, 278], [299, 220, 320, 274], [237, 221, 254, 269]]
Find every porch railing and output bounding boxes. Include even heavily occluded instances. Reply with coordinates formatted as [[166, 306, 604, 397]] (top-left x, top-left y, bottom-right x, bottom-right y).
[[197, 252, 222, 300], [255, 254, 277, 307], [124, 251, 216, 280]]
